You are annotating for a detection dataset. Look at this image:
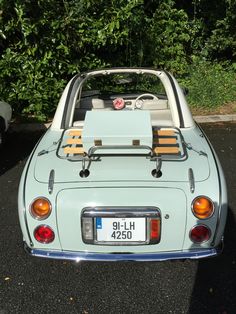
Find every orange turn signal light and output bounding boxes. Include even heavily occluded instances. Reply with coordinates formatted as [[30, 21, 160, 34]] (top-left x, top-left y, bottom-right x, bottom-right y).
[[30, 197, 52, 220], [192, 196, 214, 219]]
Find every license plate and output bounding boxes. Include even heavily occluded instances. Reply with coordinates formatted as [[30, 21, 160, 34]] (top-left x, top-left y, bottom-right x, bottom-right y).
[[96, 217, 146, 243]]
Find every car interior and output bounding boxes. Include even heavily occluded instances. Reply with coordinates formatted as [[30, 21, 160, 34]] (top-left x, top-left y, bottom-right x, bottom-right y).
[[72, 73, 174, 127]]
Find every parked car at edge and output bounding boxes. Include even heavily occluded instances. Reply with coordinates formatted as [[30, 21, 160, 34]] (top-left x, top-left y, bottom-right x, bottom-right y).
[[18, 68, 227, 262], [0, 101, 12, 145]]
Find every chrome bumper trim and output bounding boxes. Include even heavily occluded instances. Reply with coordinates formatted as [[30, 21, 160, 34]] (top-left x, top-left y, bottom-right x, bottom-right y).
[[24, 241, 223, 262]]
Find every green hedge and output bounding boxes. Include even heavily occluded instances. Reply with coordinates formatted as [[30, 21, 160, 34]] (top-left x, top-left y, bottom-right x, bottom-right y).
[[181, 59, 236, 109], [0, 0, 235, 121]]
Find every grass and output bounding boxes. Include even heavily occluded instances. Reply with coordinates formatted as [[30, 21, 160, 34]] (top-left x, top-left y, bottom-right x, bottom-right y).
[[180, 60, 236, 111]]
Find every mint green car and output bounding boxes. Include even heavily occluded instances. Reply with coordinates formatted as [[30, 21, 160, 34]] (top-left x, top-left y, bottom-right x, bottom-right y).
[[18, 68, 227, 261]]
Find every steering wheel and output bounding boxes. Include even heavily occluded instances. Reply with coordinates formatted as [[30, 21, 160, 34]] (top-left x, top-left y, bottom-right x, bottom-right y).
[[134, 93, 159, 109]]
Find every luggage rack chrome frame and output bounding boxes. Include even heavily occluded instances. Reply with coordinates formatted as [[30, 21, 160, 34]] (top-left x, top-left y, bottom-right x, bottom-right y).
[[56, 126, 188, 162], [54, 126, 192, 177], [88, 144, 155, 157]]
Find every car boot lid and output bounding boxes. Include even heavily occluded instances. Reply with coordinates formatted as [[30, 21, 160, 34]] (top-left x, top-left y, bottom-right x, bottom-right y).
[[33, 121, 210, 184]]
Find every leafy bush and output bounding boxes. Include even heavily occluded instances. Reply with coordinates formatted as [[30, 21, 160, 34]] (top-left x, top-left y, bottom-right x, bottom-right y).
[[0, 0, 142, 121], [0, 47, 67, 121], [147, 0, 191, 76], [180, 59, 236, 109], [0, 1, 236, 120]]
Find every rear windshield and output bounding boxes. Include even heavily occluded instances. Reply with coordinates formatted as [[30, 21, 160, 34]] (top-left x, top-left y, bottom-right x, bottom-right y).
[[81, 72, 166, 98]]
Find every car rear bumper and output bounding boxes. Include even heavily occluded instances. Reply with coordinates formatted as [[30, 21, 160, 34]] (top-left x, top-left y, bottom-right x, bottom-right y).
[[24, 241, 223, 262]]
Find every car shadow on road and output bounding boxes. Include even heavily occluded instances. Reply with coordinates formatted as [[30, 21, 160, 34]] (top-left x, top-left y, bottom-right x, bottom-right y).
[[188, 206, 236, 313], [188, 122, 236, 313], [0, 129, 45, 176]]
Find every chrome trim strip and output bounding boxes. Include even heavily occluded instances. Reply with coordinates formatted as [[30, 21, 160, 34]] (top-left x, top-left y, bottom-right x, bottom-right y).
[[48, 169, 55, 194], [188, 168, 195, 193], [24, 241, 223, 262], [82, 206, 160, 218]]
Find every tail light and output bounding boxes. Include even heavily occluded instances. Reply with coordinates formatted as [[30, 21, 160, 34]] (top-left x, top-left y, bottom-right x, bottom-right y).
[[34, 225, 55, 243], [82, 217, 94, 242], [30, 197, 52, 220], [149, 218, 161, 244], [192, 196, 214, 219], [190, 225, 211, 243]]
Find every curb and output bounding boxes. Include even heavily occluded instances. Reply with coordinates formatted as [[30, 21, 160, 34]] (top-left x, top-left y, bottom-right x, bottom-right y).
[[9, 114, 236, 133], [194, 114, 236, 124]]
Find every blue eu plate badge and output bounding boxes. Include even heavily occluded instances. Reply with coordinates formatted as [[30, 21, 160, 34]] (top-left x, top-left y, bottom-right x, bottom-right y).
[[96, 218, 102, 229]]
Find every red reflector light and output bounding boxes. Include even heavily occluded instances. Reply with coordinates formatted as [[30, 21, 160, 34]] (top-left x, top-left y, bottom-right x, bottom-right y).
[[34, 225, 55, 244], [150, 219, 160, 243], [190, 225, 211, 243]]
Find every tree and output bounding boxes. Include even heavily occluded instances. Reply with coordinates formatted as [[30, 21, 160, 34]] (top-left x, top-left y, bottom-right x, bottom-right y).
[[205, 0, 236, 61], [147, 0, 191, 75], [0, 0, 143, 120]]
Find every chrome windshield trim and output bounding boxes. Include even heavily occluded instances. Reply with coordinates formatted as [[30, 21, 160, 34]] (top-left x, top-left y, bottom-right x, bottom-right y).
[[24, 241, 223, 262]]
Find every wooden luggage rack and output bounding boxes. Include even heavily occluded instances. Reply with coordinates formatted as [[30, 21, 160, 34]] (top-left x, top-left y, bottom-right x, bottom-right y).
[[59, 127, 183, 159], [152, 128, 180, 156], [63, 129, 84, 155]]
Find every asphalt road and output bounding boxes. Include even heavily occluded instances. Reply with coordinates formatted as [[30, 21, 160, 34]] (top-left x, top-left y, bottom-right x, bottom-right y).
[[0, 123, 236, 314]]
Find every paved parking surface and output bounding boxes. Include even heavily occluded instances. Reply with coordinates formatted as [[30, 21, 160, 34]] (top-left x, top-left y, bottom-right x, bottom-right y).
[[0, 123, 235, 314]]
